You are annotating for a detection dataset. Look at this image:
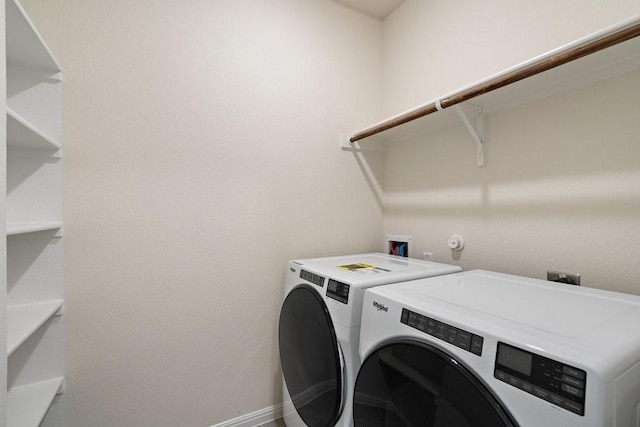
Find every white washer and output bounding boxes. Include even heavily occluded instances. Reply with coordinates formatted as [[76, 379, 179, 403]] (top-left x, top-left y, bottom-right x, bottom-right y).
[[278, 253, 461, 427], [355, 270, 640, 426]]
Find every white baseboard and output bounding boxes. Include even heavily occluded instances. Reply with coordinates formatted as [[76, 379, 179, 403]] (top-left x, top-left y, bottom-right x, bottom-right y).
[[211, 403, 283, 427]]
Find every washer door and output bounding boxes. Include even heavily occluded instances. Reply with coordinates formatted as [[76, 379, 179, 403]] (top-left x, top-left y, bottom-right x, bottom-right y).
[[353, 341, 518, 427], [279, 285, 344, 427]]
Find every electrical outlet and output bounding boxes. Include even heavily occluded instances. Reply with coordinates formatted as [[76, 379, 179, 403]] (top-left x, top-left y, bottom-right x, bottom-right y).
[[547, 270, 581, 286], [423, 252, 433, 262]]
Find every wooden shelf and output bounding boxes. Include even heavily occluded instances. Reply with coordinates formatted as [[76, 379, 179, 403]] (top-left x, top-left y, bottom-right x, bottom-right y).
[[7, 300, 63, 355], [7, 108, 61, 151], [6, 0, 60, 71], [6, 222, 62, 236], [7, 377, 63, 427], [346, 14, 640, 167]]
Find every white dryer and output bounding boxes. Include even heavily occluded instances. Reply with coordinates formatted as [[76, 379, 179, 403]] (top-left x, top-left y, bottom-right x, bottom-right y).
[[278, 253, 461, 427], [355, 270, 640, 427]]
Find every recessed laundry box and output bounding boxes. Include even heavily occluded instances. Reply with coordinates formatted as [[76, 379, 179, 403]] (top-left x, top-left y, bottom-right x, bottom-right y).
[[278, 253, 461, 427], [354, 270, 640, 427]]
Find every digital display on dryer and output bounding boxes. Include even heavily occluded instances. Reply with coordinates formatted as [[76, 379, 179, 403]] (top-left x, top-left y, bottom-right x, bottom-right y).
[[496, 344, 532, 376], [326, 279, 349, 304]]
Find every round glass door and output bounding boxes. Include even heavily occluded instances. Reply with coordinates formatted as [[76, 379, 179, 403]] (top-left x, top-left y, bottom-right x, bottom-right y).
[[353, 341, 518, 426], [279, 285, 343, 427]]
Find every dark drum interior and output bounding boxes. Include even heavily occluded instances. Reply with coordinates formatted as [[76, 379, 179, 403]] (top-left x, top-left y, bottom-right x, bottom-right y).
[[279, 285, 343, 427], [353, 341, 518, 427]]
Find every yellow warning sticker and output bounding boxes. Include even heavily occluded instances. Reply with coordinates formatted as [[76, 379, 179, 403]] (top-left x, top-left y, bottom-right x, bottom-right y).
[[337, 263, 375, 271]]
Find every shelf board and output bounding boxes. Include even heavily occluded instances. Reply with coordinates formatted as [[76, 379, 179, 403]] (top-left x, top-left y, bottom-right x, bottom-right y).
[[6, 222, 62, 236], [7, 108, 61, 151], [7, 300, 64, 355], [350, 15, 640, 148], [6, 0, 60, 71], [7, 377, 64, 427]]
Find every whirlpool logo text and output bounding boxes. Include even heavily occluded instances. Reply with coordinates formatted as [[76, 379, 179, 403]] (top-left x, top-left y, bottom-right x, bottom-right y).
[[373, 301, 389, 312]]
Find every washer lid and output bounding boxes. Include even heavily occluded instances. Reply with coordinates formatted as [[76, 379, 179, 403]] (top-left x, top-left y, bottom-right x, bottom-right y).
[[387, 270, 640, 338]]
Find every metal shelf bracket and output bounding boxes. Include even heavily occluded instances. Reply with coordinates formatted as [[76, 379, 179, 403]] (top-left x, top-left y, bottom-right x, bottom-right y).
[[454, 103, 485, 167]]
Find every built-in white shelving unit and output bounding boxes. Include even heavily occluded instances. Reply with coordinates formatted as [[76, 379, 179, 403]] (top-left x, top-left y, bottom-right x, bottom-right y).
[[6, 0, 59, 70], [7, 300, 63, 355], [7, 108, 60, 151], [343, 15, 640, 167], [4, 0, 64, 425], [6, 223, 62, 236], [6, 378, 64, 427]]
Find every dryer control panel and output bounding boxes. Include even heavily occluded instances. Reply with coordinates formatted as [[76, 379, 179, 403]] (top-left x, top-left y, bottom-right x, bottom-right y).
[[494, 342, 586, 416], [326, 279, 350, 304], [300, 269, 325, 287]]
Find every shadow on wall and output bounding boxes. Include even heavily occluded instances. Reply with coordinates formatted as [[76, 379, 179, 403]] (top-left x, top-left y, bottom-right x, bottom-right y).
[[342, 70, 640, 293], [381, 169, 640, 218], [346, 70, 640, 218]]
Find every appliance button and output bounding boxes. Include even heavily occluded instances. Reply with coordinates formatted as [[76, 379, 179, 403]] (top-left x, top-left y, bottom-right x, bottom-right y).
[[435, 324, 446, 340], [533, 387, 549, 400], [561, 383, 584, 398], [446, 327, 458, 344], [550, 394, 565, 406], [561, 399, 583, 415], [509, 376, 520, 388], [470, 335, 483, 356], [456, 331, 472, 351], [562, 366, 585, 380], [426, 322, 436, 336], [562, 374, 585, 389]]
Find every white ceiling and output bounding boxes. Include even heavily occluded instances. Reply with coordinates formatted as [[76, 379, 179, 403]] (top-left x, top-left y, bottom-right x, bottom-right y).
[[332, 0, 404, 20]]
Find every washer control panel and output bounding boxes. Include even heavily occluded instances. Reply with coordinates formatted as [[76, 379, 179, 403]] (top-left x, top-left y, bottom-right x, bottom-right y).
[[494, 342, 586, 416], [401, 308, 484, 356]]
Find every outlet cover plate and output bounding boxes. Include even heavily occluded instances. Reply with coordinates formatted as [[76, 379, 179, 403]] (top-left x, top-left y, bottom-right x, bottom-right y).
[[385, 234, 412, 258], [547, 270, 581, 286]]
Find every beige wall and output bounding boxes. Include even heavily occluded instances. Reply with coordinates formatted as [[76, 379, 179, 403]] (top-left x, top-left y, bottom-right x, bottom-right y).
[[18, 0, 640, 425], [21, 1, 382, 425], [381, 0, 640, 294], [383, 0, 640, 115]]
